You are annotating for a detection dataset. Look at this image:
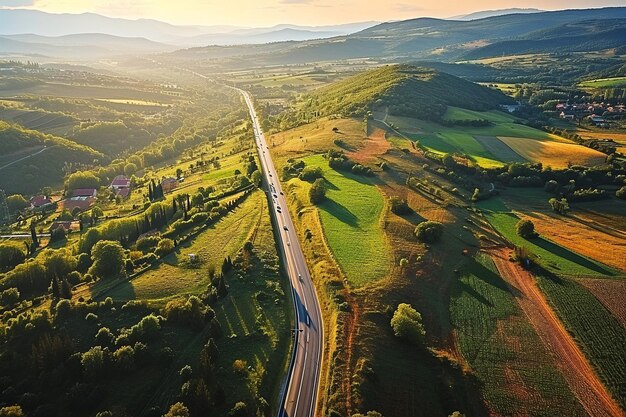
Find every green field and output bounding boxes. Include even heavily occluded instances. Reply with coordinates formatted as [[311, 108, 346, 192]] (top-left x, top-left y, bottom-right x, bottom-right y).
[[450, 253, 584, 416], [579, 77, 626, 88], [297, 154, 391, 286], [106, 191, 264, 302], [479, 201, 616, 277], [536, 274, 626, 409], [385, 111, 569, 168]]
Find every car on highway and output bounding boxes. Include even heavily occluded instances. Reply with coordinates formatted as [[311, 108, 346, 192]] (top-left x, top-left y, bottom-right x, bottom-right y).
[[283, 225, 288, 231]]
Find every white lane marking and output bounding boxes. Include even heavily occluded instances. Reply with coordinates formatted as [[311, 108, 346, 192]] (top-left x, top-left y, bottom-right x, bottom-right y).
[[294, 347, 308, 417]]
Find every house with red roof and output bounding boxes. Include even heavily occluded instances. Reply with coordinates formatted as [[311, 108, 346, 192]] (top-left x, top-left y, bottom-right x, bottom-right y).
[[30, 195, 52, 209], [110, 175, 130, 190]]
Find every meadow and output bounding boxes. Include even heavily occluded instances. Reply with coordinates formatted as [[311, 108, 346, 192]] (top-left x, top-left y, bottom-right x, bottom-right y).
[[579, 76, 626, 88], [294, 154, 391, 286], [497, 136, 606, 168], [106, 191, 265, 302], [450, 253, 584, 416]]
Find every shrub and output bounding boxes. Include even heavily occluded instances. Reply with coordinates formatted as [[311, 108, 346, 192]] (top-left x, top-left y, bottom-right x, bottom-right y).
[[0, 243, 26, 272], [298, 166, 324, 182], [516, 219, 535, 238], [389, 197, 411, 215], [95, 327, 115, 347], [232, 359, 247, 375], [228, 402, 247, 417], [616, 186, 626, 200], [414, 221, 444, 243], [0, 288, 20, 309], [81, 346, 107, 379], [309, 178, 327, 204], [89, 240, 125, 279], [162, 402, 189, 417], [155, 238, 175, 257], [390, 303, 425, 345], [0, 406, 24, 417]]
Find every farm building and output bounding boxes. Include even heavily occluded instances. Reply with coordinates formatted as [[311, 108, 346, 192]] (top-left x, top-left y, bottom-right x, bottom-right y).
[[30, 195, 52, 209], [110, 175, 130, 190], [71, 188, 97, 198]]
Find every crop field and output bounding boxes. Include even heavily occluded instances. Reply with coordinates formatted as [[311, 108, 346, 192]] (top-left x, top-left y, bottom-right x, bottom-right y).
[[474, 135, 527, 163], [381, 112, 586, 167], [480, 207, 616, 277], [450, 253, 584, 416], [497, 136, 607, 168], [106, 191, 265, 302], [295, 154, 391, 286], [536, 274, 626, 410], [579, 278, 626, 328], [579, 76, 626, 88]]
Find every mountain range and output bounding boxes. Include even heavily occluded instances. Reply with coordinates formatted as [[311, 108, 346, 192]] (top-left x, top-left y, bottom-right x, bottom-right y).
[[1, 7, 626, 62]]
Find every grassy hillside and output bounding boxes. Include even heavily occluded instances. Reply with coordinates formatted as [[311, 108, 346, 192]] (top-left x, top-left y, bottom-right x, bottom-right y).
[[0, 121, 102, 193], [298, 65, 513, 121]]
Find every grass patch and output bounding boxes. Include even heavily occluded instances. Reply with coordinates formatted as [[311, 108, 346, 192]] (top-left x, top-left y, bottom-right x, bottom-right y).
[[579, 77, 626, 88], [497, 136, 606, 168], [298, 154, 391, 286], [450, 253, 583, 415], [106, 191, 265, 302]]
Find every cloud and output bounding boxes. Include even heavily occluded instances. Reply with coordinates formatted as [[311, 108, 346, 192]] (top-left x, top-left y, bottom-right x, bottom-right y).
[[392, 3, 426, 13], [0, 0, 35, 7]]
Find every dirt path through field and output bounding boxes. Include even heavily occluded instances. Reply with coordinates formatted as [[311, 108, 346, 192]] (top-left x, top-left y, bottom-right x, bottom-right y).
[[489, 249, 624, 417]]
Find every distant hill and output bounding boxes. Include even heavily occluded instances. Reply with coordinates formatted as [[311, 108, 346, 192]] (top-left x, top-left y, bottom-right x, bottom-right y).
[[451, 8, 543, 21], [297, 65, 514, 121], [0, 121, 102, 194], [172, 7, 626, 65], [463, 19, 626, 59], [0, 33, 176, 58], [0, 9, 375, 47]]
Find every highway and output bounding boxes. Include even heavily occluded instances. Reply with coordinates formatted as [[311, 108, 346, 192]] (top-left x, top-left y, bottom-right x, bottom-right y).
[[170, 65, 323, 416], [237, 89, 323, 417]]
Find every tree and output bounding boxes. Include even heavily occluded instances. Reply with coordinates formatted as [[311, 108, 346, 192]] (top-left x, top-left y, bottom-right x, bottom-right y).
[[0, 243, 26, 272], [50, 225, 67, 243], [0, 288, 19, 308], [309, 178, 327, 204], [616, 186, 626, 200], [81, 346, 106, 379], [0, 406, 24, 417], [6, 194, 29, 214], [548, 197, 569, 215], [390, 303, 425, 345], [389, 197, 411, 215], [228, 402, 247, 417], [200, 338, 219, 379], [29, 221, 39, 248], [66, 171, 99, 190], [516, 219, 535, 239], [544, 180, 559, 193], [124, 163, 138, 176], [176, 168, 184, 179], [155, 238, 175, 257], [89, 240, 125, 279], [162, 402, 189, 417], [414, 221, 444, 243], [250, 170, 262, 187]]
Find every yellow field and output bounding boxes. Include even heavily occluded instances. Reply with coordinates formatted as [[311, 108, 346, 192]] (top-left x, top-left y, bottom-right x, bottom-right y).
[[268, 117, 366, 162], [497, 136, 606, 168], [96, 98, 168, 106]]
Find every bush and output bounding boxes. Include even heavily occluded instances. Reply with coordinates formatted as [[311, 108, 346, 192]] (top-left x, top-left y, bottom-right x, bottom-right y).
[[390, 303, 425, 345], [95, 327, 115, 347], [89, 240, 125, 279], [0, 288, 20, 309], [389, 197, 411, 215], [414, 221, 444, 243], [0, 406, 24, 417], [516, 219, 535, 238], [155, 238, 175, 257], [0, 243, 26, 272], [309, 178, 327, 204], [617, 186, 626, 200], [162, 403, 189, 417], [228, 402, 247, 417], [298, 166, 323, 182]]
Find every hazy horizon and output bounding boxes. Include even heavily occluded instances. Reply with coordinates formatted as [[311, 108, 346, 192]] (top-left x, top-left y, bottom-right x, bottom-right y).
[[1, 0, 625, 27]]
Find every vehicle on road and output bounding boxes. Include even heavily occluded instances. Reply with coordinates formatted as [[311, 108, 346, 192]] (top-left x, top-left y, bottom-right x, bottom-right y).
[[283, 225, 288, 231]]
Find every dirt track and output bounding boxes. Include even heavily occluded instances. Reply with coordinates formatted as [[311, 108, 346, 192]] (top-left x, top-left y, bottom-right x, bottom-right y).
[[490, 249, 624, 417]]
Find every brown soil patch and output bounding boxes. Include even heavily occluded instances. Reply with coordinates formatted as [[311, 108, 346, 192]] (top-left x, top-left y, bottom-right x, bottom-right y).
[[490, 249, 625, 417], [579, 279, 626, 328], [348, 126, 390, 164]]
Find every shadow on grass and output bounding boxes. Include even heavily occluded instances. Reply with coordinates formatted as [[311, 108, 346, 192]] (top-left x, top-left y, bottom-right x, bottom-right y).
[[91, 276, 137, 302], [532, 236, 615, 276], [318, 198, 359, 228], [472, 258, 522, 298], [457, 280, 493, 306], [398, 210, 425, 225]]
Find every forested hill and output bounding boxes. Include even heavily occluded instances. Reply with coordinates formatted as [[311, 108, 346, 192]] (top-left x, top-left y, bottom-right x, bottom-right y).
[[297, 65, 514, 121], [0, 121, 102, 193], [464, 19, 626, 59]]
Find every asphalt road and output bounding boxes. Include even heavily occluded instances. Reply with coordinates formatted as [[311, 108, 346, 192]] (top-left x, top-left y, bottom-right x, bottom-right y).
[[237, 89, 323, 417]]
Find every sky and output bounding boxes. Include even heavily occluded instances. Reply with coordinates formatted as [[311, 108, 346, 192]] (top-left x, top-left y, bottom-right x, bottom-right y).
[[1, 0, 625, 26]]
